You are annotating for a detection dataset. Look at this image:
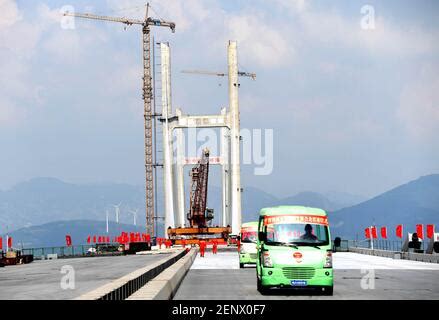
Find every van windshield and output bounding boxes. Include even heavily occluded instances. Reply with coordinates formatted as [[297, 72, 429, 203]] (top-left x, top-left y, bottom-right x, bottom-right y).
[[263, 219, 329, 246], [241, 230, 258, 243]]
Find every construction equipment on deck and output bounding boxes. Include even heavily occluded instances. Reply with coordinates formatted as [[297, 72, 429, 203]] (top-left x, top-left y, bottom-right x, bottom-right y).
[[0, 250, 34, 266], [167, 148, 231, 245], [63, 3, 175, 238]]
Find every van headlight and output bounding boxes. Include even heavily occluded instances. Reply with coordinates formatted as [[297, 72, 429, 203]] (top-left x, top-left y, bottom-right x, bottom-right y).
[[324, 251, 332, 268], [263, 251, 273, 268]]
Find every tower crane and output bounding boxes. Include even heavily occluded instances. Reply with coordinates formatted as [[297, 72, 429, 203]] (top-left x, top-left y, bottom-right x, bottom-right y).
[[181, 70, 256, 80], [64, 4, 175, 238]]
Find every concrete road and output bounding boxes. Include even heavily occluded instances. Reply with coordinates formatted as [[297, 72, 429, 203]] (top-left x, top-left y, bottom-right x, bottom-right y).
[[0, 253, 173, 300], [174, 251, 439, 300]]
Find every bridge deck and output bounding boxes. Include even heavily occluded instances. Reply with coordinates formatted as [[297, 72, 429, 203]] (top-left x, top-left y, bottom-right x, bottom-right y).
[[0, 253, 173, 300], [174, 251, 439, 300]]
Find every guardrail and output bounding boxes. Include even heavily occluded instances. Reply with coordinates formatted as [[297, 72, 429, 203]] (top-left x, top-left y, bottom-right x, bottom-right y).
[[345, 239, 406, 251], [20, 245, 121, 259], [75, 249, 188, 300], [348, 247, 439, 263]]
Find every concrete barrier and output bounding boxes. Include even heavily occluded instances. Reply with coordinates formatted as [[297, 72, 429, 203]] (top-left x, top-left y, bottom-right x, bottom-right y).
[[127, 248, 198, 300], [74, 249, 187, 300], [349, 247, 439, 264]]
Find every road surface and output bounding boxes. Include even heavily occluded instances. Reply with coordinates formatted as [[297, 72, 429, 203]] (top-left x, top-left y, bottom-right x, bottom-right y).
[[0, 253, 173, 300], [174, 251, 439, 300]]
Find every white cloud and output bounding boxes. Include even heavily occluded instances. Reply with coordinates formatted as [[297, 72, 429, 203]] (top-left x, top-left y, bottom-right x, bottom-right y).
[[398, 67, 439, 140], [0, 0, 21, 29], [0, 98, 27, 127], [295, 8, 437, 57], [225, 14, 293, 68], [274, 0, 308, 13]]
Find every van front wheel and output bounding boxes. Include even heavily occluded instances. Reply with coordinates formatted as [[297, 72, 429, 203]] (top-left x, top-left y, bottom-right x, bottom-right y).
[[322, 286, 333, 296], [257, 278, 268, 295]]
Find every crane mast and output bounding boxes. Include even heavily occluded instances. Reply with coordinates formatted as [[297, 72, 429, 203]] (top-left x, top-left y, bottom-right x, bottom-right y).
[[188, 148, 212, 228], [64, 4, 175, 237], [167, 148, 231, 245]]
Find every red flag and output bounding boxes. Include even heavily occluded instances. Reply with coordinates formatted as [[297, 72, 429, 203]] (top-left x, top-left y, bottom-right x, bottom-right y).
[[380, 227, 387, 239], [427, 224, 435, 239], [0, 237, 2, 250], [65, 235, 72, 247], [93, 235, 97, 243], [7, 236, 12, 248], [87, 236, 91, 244], [365, 228, 371, 239], [396, 225, 403, 238], [371, 227, 378, 239], [416, 224, 423, 239]]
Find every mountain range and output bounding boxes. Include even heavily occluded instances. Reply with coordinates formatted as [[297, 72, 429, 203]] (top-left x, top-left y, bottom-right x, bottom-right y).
[[329, 174, 439, 239], [1, 174, 438, 246], [0, 177, 363, 234], [4, 220, 145, 248]]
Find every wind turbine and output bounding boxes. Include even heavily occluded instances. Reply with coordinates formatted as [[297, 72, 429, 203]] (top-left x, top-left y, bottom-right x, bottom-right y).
[[129, 209, 139, 226], [113, 202, 122, 224], [106, 210, 109, 233]]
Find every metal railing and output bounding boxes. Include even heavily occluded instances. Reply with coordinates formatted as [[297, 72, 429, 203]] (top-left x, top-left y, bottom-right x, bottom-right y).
[[21, 245, 96, 259], [340, 239, 428, 252]]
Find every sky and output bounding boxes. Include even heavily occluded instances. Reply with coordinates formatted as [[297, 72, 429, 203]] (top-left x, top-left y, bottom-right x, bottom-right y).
[[0, 0, 438, 199]]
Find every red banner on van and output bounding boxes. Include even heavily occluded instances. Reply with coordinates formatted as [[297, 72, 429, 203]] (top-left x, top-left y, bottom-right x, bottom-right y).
[[263, 215, 328, 226]]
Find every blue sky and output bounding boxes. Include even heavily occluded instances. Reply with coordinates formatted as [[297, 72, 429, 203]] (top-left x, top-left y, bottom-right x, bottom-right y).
[[1, 0, 438, 198]]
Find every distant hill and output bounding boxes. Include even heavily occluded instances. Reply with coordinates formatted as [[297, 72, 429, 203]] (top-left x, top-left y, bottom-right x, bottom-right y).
[[329, 174, 439, 239], [275, 192, 343, 212], [237, 190, 358, 223], [0, 177, 363, 237], [1, 220, 146, 248], [0, 177, 146, 234]]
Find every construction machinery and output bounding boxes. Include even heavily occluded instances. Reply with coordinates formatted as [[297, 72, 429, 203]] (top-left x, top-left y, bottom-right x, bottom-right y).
[[167, 148, 231, 245], [0, 250, 34, 267], [64, 4, 175, 238]]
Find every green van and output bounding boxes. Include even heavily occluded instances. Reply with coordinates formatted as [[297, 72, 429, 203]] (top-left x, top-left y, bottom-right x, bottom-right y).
[[256, 206, 333, 295], [239, 222, 259, 268]]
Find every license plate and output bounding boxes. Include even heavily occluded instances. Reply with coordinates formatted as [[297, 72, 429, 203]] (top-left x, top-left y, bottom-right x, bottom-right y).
[[291, 280, 308, 287]]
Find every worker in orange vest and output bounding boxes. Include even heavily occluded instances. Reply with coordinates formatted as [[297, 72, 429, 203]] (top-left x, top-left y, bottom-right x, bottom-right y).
[[212, 240, 218, 255], [199, 240, 207, 257]]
